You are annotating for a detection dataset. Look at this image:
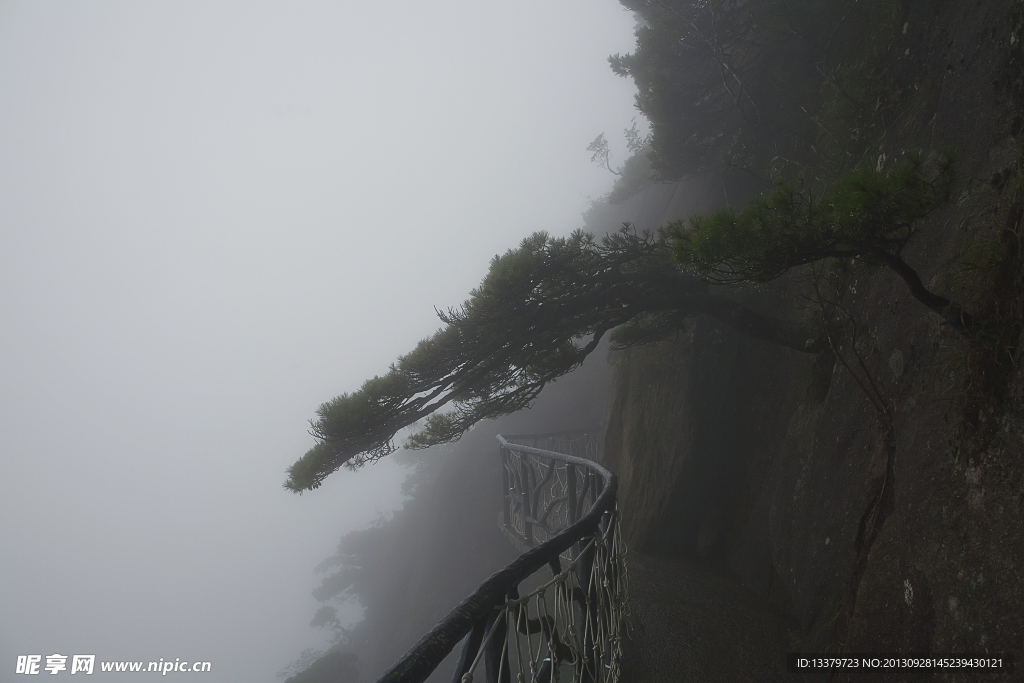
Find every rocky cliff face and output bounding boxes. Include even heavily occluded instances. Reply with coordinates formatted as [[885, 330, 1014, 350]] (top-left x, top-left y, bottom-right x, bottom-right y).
[[596, 0, 1024, 670], [604, 267, 1022, 664]]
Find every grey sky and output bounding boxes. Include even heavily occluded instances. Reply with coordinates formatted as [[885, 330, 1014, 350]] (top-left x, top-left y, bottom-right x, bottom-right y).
[[0, 2, 640, 680]]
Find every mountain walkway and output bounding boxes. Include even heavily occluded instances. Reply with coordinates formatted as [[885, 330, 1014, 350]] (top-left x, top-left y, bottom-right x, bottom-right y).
[[374, 430, 793, 683], [621, 552, 792, 682]]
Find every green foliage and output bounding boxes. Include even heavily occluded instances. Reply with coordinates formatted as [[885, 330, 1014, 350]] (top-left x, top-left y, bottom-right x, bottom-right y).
[[285, 228, 701, 492], [286, 156, 962, 493], [611, 0, 896, 179], [667, 151, 956, 283]]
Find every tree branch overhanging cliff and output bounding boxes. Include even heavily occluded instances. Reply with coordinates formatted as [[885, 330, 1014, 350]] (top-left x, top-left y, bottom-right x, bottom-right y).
[[284, 227, 824, 493], [667, 151, 973, 331]]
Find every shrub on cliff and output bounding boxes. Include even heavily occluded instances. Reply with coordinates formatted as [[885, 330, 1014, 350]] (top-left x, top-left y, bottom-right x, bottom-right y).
[[667, 151, 972, 330]]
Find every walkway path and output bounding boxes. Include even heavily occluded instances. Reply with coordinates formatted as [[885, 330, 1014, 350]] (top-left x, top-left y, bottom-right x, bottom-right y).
[[620, 552, 795, 682]]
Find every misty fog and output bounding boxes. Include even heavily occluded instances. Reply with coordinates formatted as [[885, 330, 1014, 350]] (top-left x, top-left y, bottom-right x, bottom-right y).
[[0, 2, 641, 681]]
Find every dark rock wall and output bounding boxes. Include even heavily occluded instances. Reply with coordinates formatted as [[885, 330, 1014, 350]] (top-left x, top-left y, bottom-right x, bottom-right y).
[[600, 0, 1024, 672]]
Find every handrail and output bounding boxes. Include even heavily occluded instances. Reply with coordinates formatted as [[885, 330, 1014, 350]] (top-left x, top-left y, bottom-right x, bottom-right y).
[[374, 434, 620, 683]]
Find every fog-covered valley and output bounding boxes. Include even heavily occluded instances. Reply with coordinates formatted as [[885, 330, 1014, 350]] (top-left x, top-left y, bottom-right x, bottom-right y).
[[0, 3, 643, 680]]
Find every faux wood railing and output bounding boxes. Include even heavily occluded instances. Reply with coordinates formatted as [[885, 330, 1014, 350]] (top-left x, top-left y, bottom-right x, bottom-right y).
[[374, 432, 625, 683]]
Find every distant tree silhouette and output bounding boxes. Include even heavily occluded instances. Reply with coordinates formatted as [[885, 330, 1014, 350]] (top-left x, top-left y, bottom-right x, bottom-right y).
[[587, 133, 620, 175], [284, 651, 358, 683], [609, 0, 872, 179]]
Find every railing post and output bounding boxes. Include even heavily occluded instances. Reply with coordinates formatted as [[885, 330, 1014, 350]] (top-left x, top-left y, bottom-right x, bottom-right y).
[[451, 615, 488, 683], [500, 444, 510, 531], [519, 453, 533, 545], [482, 609, 510, 683], [585, 468, 594, 520], [567, 463, 578, 526]]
